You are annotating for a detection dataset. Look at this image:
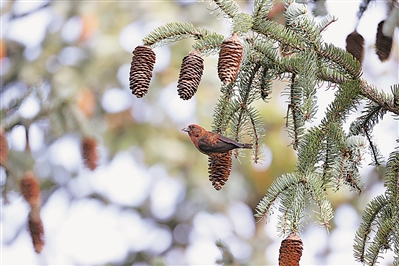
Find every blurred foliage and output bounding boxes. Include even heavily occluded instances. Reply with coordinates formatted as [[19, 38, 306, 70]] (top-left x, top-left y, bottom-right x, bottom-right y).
[[0, 1, 397, 265]]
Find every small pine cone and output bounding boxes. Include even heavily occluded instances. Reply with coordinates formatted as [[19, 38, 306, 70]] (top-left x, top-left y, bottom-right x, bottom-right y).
[[177, 50, 204, 100], [82, 137, 98, 170], [217, 33, 243, 85], [345, 30, 364, 63], [278, 233, 303, 266], [208, 151, 232, 190], [375, 21, 392, 62], [129, 45, 156, 98], [28, 208, 45, 253], [260, 67, 271, 100], [0, 129, 8, 165], [20, 171, 41, 209]]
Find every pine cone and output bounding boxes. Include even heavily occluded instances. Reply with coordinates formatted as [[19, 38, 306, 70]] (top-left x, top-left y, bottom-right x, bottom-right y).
[[28, 208, 45, 253], [82, 137, 98, 170], [375, 21, 392, 62], [0, 129, 8, 165], [260, 67, 271, 100], [278, 233, 303, 266], [218, 33, 243, 85], [177, 50, 204, 100], [20, 171, 41, 209], [208, 150, 232, 190], [345, 30, 364, 64], [129, 45, 156, 98]]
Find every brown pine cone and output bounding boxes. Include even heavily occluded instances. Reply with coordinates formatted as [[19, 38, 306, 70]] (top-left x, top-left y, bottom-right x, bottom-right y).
[[82, 137, 98, 171], [20, 171, 41, 209], [217, 33, 243, 85], [129, 45, 156, 98], [345, 30, 364, 64], [278, 233, 303, 266], [177, 50, 204, 100], [0, 129, 8, 165], [28, 208, 45, 253], [375, 21, 392, 62], [208, 150, 232, 190]]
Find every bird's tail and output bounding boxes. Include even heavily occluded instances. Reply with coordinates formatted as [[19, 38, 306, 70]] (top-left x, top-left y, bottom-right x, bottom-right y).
[[242, 143, 253, 149]]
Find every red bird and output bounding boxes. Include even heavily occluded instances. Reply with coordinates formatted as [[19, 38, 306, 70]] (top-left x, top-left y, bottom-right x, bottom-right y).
[[182, 124, 252, 154]]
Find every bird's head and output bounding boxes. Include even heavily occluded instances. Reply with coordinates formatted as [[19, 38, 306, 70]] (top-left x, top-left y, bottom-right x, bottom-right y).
[[182, 124, 206, 138]]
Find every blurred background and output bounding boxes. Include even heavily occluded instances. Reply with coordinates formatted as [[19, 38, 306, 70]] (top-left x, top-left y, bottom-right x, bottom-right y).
[[1, 0, 398, 265]]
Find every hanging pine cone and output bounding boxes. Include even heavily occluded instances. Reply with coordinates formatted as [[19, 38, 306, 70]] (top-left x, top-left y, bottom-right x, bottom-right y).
[[82, 137, 98, 170], [208, 150, 232, 190], [345, 30, 364, 64], [375, 20, 393, 62], [28, 207, 45, 253], [129, 45, 156, 98], [217, 33, 243, 85], [20, 171, 41, 209], [0, 129, 8, 165], [260, 67, 272, 101], [278, 233, 303, 266], [177, 50, 204, 100]]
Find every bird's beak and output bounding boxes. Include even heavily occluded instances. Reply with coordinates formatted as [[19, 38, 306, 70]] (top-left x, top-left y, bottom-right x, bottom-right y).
[[182, 127, 189, 132]]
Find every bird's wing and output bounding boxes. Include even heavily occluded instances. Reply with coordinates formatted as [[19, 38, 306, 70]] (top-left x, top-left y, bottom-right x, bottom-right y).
[[217, 135, 245, 148], [197, 135, 238, 153]]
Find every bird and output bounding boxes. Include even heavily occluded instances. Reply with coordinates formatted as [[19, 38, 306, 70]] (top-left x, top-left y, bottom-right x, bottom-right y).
[[182, 124, 252, 154], [182, 124, 252, 190]]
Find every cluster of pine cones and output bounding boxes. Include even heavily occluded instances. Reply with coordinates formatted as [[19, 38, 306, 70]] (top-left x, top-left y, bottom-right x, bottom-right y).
[[345, 20, 393, 64], [129, 33, 243, 100], [129, 33, 243, 190]]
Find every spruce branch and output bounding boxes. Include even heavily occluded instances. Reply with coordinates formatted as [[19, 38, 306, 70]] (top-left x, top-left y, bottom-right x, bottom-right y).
[[252, 19, 307, 51], [317, 43, 362, 79], [353, 195, 392, 264], [253, 0, 274, 20], [277, 182, 307, 235], [317, 14, 337, 33], [360, 81, 399, 116], [259, 66, 274, 101], [255, 173, 303, 223], [349, 100, 387, 166], [247, 106, 265, 163], [212, 0, 241, 19], [306, 173, 333, 229], [296, 127, 324, 174], [284, 2, 323, 49], [192, 32, 225, 56], [142, 22, 223, 48], [212, 83, 235, 134], [285, 74, 305, 149], [384, 143, 399, 211]]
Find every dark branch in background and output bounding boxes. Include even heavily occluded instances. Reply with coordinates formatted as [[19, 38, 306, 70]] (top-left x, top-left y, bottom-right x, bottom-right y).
[[8, 1, 52, 20]]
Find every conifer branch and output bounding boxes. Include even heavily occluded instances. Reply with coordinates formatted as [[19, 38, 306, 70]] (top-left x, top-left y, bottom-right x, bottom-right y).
[[212, 83, 235, 134], [306, 173, 333, 229], [286, 74, 305, 149], [317, 14, 337, 33], [212, 0, 241, 19], [255, 173, 302, 223], [143, 22, 223, 48], [192, 33, 225, 56], [252, 19, 307, 51], [284, 3, 322, 49], [317, 43, 362, 79], [253, 0, 274, 20], [296, 127, 324, 174], [360, 81, 399, 116], [353, 195, 388, 264]]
